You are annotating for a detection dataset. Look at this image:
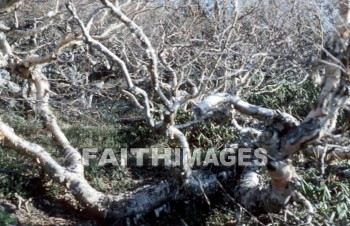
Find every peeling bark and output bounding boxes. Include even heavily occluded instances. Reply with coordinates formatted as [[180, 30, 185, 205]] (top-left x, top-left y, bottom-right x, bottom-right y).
[[29, 66, 84, 175], [0, 120, 223, 221], [194, 93, 299, 128], [192, 1, 350, 216], [0, 0, 350, 223]]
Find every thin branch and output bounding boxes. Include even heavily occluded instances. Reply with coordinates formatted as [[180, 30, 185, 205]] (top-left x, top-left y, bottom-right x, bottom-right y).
[[67, 2, 155, 127], [101, 0, 172, 110]]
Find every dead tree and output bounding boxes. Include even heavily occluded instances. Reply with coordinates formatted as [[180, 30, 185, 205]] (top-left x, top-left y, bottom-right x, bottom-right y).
[[0, 0, 350, 224]]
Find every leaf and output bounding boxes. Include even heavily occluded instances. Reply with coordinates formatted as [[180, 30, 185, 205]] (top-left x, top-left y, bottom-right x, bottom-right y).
[[329, 211, 335, 222]]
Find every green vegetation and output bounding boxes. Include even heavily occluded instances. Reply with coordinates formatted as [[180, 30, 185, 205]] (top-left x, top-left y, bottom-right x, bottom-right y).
[[0, 77, 348, 225], [248, 79, 321, 117], [300, 166, 350, 224], [0, 210, 18, 226], [0, 0, 349, 225]]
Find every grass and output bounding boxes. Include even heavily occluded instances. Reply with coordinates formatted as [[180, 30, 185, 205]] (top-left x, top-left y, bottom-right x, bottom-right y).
[[0, 210, 18, 226], [299, 162, 350, 224], [248, 79, 320, 118], [0, 80, 349, 225]]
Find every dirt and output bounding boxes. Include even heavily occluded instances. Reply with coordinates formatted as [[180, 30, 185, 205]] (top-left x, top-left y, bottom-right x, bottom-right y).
[[0, 196, 96, 226]]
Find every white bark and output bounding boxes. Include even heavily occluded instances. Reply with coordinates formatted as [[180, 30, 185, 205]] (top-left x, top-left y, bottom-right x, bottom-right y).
[[0, 120, 222, 221], [29, 66, 84, 174], [1, 0, 349, 222], [194, 93, 299, 128]]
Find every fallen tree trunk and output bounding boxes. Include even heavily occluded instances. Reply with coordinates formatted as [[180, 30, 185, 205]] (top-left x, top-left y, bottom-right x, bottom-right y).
[[0, 120, 222, 221], [0, 0, 350, 224]]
